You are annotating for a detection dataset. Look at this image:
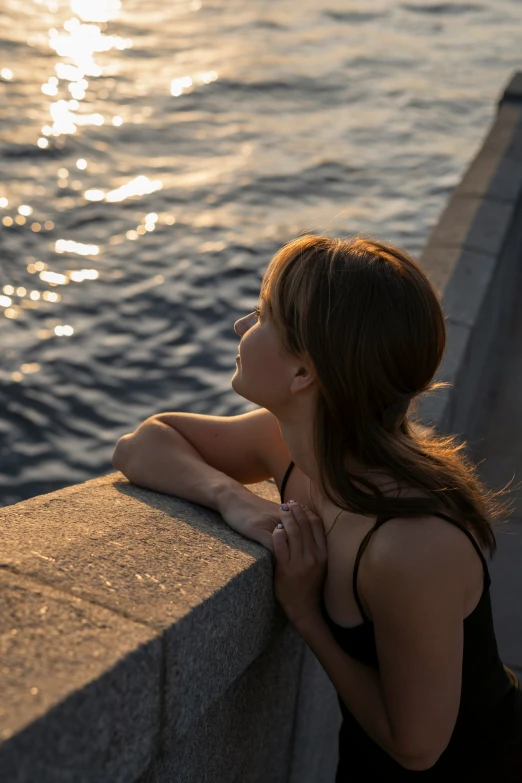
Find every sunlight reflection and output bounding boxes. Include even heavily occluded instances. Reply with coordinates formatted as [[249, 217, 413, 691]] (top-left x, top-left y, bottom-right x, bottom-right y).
[[1, 68, 13, 80], [55, 239, 99, 255], [145, 212, 158, 231], [42, 81, 58, 96], [84, 189, 104, 201], [21, 364, 41, 375], [50, 20, 132, 73], [41, 15, 133, 141], [48, 100, 105, 134], [170, 71, 218, 97], [55, 63, 82, 81], [74, 112, 104, 125], [40, 271, 69, 285], [68, 269, 99, 282], [54, 325, 74, 336], [49, 100, 78, 134], [71, 0, 122, 24], [85, 175, 163, 203]]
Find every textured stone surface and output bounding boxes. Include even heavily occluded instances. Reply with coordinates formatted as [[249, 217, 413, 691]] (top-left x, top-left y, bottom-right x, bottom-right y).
[[440, 249, 496, 328], [0, 473, 279, 632], [426, 194, 515, 257], [480, 102, 522, 161], [415, 318, 470, 432], [0, 474, 287, 744], [0, 570, 161, 783], [142, 623, 306, 783], [289, 643, 341, 783], [415, 89, 522, 437], [161, 561, 288, 740], [468, 273, 522, 681], [453, 153, 522, 203], [500, 71, 522, 105], [488, 523, 522, 685], [470, 276, 522, 517], [418, 244, 464, 300]]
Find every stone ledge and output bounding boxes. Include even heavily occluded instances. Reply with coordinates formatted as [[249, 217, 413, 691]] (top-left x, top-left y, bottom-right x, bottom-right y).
[[0, 472, 303, 782], [416, 72, 522, 441], [0, 569, 161, 783], [499, 71, 522, 106]]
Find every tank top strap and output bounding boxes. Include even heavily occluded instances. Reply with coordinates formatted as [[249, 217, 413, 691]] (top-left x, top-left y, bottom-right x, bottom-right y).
[[280, 460, 295, 503], [353, 510, 492, 624]]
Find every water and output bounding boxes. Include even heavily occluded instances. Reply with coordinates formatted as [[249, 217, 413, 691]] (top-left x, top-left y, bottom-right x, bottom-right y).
[[0, 0, 521, 507]]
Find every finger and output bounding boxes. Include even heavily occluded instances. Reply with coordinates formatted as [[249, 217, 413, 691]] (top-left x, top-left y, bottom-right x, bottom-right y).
[[272, 522, 290, 564], [288, 501, 317, 558], [291, 502, 328, 557], [278, 503, 303, 560], [305, 507, 329, 557]]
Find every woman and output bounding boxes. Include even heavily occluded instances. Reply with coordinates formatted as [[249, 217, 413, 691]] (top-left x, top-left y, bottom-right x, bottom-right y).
[[232, 233, 522, 781]]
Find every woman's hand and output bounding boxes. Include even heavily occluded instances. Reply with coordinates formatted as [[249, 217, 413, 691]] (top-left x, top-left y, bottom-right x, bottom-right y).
[[217, 484, 285, 553], [272, 500, 328, 628]]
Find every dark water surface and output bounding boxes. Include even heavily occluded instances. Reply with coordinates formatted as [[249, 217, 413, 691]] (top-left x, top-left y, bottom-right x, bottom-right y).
[[1, 0, 521, 506]]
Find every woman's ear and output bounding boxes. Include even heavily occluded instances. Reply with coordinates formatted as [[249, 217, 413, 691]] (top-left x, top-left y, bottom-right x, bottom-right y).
[[290, 364, 316, 394]]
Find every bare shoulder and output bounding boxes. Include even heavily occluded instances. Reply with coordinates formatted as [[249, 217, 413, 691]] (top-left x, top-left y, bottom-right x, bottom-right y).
[[359, 514, 478, 618], [367, 515, 476, 568]]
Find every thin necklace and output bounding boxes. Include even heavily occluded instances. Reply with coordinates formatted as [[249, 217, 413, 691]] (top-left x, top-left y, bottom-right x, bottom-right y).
[[310, 471, 370, 538]]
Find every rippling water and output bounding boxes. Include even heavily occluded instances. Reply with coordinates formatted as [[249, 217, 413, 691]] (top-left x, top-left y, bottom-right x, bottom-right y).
[[1, 0, 521, 507]]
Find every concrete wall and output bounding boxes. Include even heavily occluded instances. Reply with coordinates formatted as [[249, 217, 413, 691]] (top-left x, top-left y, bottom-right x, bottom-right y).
[[415, 71, 522, 446], [1, 71, 522, 783]]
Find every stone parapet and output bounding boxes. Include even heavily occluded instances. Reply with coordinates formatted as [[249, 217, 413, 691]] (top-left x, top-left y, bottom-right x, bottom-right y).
[[416, 72, 522, 444], [0, 474, 339, 782]]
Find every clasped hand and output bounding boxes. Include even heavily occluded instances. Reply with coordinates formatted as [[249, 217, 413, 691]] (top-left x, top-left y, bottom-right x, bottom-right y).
[[272, 500, 328, 628], [219, 489, 328, 628]]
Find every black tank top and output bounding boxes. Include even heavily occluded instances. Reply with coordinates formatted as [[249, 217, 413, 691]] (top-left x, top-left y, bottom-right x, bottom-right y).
[[280, 461, 522, 778]]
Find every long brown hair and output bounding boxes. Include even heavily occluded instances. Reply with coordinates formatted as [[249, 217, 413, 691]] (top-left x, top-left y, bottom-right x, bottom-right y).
[[260, 233, 517, 557]]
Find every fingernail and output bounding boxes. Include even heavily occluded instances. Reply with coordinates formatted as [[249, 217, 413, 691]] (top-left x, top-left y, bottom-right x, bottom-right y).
[[288, 499, 296, 503], [281, 504, 289, 511], [276, 523, 284, 529]]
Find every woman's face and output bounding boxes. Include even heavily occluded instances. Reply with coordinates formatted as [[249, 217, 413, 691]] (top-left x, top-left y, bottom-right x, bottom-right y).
[[232, 299, 293, 410]]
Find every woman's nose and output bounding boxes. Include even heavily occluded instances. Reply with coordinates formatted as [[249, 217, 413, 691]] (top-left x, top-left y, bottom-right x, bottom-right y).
[[234, 313, 251, 336]]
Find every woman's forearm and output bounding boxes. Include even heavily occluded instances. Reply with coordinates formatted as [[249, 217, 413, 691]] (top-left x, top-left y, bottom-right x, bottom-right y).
[[112, 417, 243, 513]]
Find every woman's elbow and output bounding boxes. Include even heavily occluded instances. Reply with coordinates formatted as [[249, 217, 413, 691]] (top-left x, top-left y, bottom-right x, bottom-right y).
[[112, 434, 132, 472]]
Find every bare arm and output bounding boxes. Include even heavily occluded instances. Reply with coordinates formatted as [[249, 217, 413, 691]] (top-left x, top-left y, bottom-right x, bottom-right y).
[[113, 417, 243, 509], [112, 418, 279, 548]]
